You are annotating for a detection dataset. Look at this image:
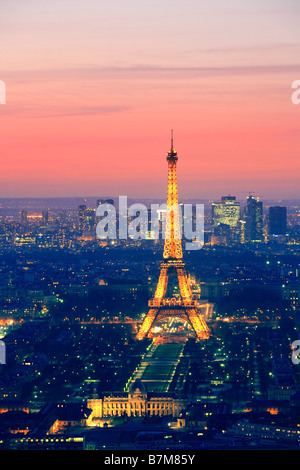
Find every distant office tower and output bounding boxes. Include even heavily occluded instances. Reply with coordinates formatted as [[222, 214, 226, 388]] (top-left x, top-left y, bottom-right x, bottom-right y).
[[236, 219, 246, 243], [211, 222, 231, 245], [86, 208, 96, 231], [42, 209, 49, 226], [244, 195, 263, 242], [212, 195, 240, 228], [20, 209, 28, 225], [78, 201, 87, 232], [269, 206, 287, 236]]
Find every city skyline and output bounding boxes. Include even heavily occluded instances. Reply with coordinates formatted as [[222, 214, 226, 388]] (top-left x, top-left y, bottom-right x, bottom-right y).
[[0, 0, 300, 199], [0, 136, 300, 449]]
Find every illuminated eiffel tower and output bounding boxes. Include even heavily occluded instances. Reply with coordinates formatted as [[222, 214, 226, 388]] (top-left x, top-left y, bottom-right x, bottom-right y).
[[136, 133, 210, 341]]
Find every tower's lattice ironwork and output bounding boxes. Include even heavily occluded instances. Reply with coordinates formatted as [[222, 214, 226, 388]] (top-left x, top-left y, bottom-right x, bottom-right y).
[[136, 133, 210, 341]]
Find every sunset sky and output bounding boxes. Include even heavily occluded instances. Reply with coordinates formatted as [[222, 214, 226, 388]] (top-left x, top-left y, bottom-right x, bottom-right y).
[[0, 0, 300, 199]]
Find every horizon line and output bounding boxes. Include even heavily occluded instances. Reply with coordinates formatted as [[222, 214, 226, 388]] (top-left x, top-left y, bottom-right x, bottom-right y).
[[0, 195, 299, 202]]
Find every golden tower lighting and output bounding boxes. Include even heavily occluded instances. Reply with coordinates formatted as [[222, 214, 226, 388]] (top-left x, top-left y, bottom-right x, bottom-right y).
[[136, 132, 210, 341]]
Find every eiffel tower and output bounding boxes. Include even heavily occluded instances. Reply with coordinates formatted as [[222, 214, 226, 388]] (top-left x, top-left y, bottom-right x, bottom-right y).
[[136, 133, 210, 341]]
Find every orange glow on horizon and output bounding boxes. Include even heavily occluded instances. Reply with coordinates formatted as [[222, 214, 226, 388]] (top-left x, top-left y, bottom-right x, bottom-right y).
[[0, 1, 299, 199]]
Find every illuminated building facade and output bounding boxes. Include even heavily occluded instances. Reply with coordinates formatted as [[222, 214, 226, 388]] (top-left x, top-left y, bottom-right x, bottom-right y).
[[282, 284, 300, 308], [86, 208, 96, 231], [212, 195, 240, 228], [136, 134, 209, 341], [236, 219, 246, 243], [87, 380, 186, 422]]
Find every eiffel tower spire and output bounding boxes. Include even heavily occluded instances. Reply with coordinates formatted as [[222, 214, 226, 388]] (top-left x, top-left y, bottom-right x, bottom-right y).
[[163, 130, 182, 260], [170, 129, 175, 155], [136, 135, 210, 341]]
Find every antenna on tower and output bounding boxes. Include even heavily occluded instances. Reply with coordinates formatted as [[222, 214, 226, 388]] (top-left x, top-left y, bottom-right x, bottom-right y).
[[167, 129, 177, 159]]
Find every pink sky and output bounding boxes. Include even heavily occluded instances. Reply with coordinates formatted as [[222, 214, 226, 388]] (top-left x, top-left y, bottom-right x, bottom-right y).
[[0, 0, 300, 199]]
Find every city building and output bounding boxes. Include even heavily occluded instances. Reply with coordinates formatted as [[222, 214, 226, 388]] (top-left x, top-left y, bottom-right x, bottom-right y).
[[4, 436, 84, 450], [78, 201, 87, 233], [269, 206, 287, 237], [227, 421, 300, 443], [282, 284, 300, 308], [20, 210, 28, 225], [86, 208, 96, 231], [87, 380, 186, 423], [212, 196, 240, 228], [42, 210, 49, 226], [200, 281, 229, 300], [211, 223, 231, 245], [244, 195, 264, 242], [236, 219, 246, 243]]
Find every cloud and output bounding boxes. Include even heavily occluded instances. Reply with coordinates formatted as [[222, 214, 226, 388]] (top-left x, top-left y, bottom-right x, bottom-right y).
[[0, 104, 130, 118], [3, 63, 300, 82], [42, 105, 129, 118], [1, 62, 298, 117]]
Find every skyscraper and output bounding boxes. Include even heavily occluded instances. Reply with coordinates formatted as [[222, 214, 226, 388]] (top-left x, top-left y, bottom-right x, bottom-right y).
[[20, 209, 28, 225], [269, 206, 287, 236], [236, 219, 246, 243], [78, 201, 87, 233], [212, 195, 240, 228], [244, 195, 263, 242], [86, 208, 96, 231], [42, 209, 49, 226]]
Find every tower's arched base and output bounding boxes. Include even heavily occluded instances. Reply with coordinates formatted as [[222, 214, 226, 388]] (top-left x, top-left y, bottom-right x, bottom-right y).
[[136, 306, 210, 341]]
